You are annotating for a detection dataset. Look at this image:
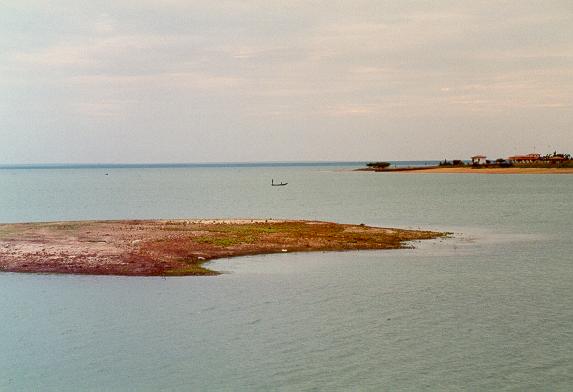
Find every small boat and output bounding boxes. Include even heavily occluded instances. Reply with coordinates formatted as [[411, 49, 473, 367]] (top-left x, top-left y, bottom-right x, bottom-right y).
[[271, 179, 288, 186]]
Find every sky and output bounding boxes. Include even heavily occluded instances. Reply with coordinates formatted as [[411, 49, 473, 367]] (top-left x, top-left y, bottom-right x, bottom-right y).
[[1, 0, 572, 163]]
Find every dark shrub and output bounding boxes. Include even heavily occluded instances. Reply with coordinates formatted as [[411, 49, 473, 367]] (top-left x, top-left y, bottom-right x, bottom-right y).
[[366, 162, 391, 168]]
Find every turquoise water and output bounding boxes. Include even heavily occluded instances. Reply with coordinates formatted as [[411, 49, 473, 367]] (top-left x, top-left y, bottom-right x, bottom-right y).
[[1, 165, 572, 390]]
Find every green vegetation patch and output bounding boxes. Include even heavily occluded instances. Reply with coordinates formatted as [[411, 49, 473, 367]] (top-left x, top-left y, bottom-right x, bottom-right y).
[[201, 223, 289, 235], [194, 236, 246, 247]]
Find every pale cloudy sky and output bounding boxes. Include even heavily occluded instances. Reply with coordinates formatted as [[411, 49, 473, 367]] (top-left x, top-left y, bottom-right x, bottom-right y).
[[1, 0, 572, 163]]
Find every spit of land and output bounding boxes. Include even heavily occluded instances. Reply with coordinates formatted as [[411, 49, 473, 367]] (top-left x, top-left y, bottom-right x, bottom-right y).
[[358, 167, 573, 174], [0, 219, 446, 276]]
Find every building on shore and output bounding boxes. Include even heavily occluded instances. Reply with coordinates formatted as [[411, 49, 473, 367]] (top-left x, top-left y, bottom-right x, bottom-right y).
[[548, 156, 566, 165], [471, 155, 487, 165], [507, 153, 541, 163]]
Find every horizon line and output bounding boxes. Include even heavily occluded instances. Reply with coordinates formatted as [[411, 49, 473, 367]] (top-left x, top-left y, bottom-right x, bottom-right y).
[[0, 159, 443, 169]]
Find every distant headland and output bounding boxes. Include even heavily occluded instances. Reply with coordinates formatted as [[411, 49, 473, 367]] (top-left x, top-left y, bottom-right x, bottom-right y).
[[358, 151, 573, 174], [0, 220, 446, 276]]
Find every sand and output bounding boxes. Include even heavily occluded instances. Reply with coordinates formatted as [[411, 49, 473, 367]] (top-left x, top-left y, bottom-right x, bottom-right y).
[[399, 167, 573, 174]]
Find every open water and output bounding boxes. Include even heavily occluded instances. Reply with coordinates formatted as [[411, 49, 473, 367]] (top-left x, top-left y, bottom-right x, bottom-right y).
[[0, 163, 572, 391]]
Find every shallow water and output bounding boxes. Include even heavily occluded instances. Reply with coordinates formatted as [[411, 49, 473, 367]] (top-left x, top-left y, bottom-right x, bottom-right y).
[[1, 164, 572, 390]]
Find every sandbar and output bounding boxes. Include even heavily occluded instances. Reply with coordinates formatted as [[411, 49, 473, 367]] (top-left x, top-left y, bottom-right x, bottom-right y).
[[0, 219, 446, 276]]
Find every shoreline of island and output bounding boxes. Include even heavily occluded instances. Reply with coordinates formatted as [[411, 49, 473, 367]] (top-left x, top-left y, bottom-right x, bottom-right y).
[[358, 151, 573, 174], [357, 166, 573, 174], [0, 219, 447, 276]]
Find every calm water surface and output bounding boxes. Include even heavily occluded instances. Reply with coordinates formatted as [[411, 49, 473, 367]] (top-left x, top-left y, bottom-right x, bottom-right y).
[[1, 165, 572, 391]]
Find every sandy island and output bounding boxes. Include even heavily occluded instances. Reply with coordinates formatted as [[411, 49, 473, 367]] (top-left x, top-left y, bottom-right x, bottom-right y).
[[0, 219, 446, 276], [358, 167, 573, 174]]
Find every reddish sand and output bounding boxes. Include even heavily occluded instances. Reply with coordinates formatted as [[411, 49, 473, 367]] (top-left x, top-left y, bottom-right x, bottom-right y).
[[0, 219, 445, 276]]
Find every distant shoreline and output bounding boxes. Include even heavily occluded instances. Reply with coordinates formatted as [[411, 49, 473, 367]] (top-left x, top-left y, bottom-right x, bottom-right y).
[[357, 166, 573, 174]]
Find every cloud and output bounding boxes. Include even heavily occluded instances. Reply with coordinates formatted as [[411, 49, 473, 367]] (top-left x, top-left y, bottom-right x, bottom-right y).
[[71, 100, 132, 117], [94, 13, 115, 35], [10, 44, 95, 67], [69, 72, 244, 90], [0, 0, 571, 162], [7, 33, 202, 69]]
